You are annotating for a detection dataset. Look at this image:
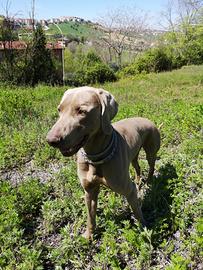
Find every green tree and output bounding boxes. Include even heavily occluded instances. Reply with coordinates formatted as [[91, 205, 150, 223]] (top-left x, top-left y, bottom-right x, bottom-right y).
[[0, 17, 20, 82], [160, 0, 203, 67], [75, 50, 116, 85], [24, 25, 56, 86], [64, 49, 116, 85]]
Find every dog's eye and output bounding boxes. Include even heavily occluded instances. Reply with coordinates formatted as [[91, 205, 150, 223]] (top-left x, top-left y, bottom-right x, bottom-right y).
[[57, 107, 61, 113], [77, 107, 87, 115]]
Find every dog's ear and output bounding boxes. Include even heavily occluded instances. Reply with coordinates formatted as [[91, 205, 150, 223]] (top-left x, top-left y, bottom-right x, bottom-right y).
[[96, 89, 118, 134]]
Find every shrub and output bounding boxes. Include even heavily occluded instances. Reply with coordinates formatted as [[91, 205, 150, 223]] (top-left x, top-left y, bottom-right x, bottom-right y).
[[179, 40, 203, 66], [65, 50, 116, 85], [80, 62, 116, 84], [164, 40, 203, 70], [165, 46, 186, 69], [121, 33, 203, 78], [17, 179, 49, 219], [121, 47, 172, 76], [159, 26, 203, 69], [83, 50, 102, 65]]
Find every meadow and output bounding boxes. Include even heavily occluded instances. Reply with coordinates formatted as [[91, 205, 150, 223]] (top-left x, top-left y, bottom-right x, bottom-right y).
[[46, 21, 100, 40], [0, 65, 202, 269]]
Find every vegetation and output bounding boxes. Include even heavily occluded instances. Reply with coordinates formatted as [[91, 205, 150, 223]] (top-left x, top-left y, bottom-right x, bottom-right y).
[[1, 0, 203, 86], [0, 17, 20, 82], [46, 21, 101, 41], [120, 47, 172, 76], [0, 1, 202, 268], [121, 24, 203, 77], [0, 23, 57, 86], [0, 65, 202, 269], [0, 16, 116, 86], [65, 49, 116, 85], [23, 25, 57, 86], [120, 0, 203, 76]]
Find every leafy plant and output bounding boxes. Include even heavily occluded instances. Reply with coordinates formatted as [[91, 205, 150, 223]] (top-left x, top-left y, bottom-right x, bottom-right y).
[[0, 65, 202, 269], [65, 50, 116, 85]]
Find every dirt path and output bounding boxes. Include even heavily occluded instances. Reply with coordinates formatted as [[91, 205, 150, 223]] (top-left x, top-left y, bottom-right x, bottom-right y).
[[1, 161, 65, 185]]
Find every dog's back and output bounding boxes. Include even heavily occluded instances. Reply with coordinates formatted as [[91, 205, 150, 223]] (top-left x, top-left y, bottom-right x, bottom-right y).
[[113, 117, 160, 155]]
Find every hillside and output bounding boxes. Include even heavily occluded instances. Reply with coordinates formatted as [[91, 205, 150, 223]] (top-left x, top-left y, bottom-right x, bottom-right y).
[[0, 66, 202, 269], [45, 21, 159, 46], [45, 21, 102, 40], [17, 19, 159, 48]]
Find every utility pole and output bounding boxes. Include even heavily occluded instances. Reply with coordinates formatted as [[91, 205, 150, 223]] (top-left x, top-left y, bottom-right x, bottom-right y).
[[54, 23, 65, 84], [31, 0, 35, 31]]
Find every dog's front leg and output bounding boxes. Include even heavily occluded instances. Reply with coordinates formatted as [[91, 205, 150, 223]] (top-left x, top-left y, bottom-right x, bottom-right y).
[[83, 185, 100, 240]]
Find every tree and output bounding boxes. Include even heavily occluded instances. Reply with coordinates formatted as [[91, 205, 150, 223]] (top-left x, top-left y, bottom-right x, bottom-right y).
[[0, 17, 19, 82], [97, 7, 148, 67], [160, 0, 203, 67], [161, 0, 203, 35], [24, 25, 56, 86], [0, 0, 20, 82]]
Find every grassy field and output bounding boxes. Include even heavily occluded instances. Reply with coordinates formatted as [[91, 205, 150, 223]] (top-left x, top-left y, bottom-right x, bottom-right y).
[[46, 22, 101, 39], [18, 22, 101, 42], [0, 65, 202, 269]]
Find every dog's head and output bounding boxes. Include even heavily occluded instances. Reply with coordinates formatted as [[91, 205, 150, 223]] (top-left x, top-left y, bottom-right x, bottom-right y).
[[46, 86, 118, 156]]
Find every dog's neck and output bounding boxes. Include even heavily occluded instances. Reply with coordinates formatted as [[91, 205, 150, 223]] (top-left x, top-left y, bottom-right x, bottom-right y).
[[84, 128, 113, 156], [81, 127, 117, 165]]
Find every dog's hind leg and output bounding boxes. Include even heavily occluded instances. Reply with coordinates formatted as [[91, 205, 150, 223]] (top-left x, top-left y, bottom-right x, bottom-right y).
[[143, 129, 160, 183], [146, 153, 156, 182], [106, 174, 146, 226], [131, 155, 141, 186], [143, 144, 159, 183], [125, 181, 146, 226]]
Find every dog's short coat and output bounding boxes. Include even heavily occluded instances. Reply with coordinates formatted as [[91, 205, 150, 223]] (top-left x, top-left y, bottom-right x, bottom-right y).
[[47, 86, 160, 239]]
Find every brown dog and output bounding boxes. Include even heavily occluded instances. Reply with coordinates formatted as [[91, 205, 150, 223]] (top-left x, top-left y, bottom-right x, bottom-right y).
[[47, 86, 160, 239]]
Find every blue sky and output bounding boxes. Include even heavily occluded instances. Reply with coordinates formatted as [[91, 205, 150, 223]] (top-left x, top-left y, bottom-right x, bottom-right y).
[[0, 0, 168, 27]]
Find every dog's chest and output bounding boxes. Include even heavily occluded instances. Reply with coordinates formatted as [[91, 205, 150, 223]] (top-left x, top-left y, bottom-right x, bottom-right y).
[[86, 164, 103, 181], [78, 161, 105, 188]]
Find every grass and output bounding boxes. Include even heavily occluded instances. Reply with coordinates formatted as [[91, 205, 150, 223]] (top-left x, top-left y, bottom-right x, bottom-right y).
[[46, 21, 101, 40], [18, 21, 101, 42], [0, 65, 203, 269]]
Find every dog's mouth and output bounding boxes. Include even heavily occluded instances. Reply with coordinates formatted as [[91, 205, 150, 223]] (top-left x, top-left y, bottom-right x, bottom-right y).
[[59, 135, 88, 157]]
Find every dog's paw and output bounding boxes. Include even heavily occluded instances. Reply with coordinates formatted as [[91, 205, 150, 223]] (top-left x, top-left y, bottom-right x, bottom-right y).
[[82, 230, 93, 241]]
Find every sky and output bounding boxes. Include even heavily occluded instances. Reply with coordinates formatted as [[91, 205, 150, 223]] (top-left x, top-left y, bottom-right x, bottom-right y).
[[0, 0, 168, 28]]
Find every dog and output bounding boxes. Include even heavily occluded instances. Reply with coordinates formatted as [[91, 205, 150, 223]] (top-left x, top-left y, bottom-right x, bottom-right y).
[[46, 86, 160, 240]]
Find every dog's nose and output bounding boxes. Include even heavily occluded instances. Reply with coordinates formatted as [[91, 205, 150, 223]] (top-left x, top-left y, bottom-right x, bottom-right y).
[[46, 133, 61, 147]]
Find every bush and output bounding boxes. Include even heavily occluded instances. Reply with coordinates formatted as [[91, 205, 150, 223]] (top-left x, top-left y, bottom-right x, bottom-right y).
[[159, 26, 203, 69], [65, 50, 116, 85], [78, 62, 116, 85], [121, 47, 172, 76], [171, 40, 203, 68], [120, 28, 203, 78]]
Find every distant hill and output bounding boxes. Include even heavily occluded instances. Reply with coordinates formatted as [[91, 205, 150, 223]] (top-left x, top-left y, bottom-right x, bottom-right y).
[[45, 21, 103, 40], [9, 15, 165, 49], [44, 21, 162, 47]]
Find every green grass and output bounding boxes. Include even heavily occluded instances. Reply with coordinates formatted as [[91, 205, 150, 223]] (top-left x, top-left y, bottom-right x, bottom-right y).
[[0, 65, 202, 269], [46, 21, 101, 39], [18, 21, 102, 42]]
